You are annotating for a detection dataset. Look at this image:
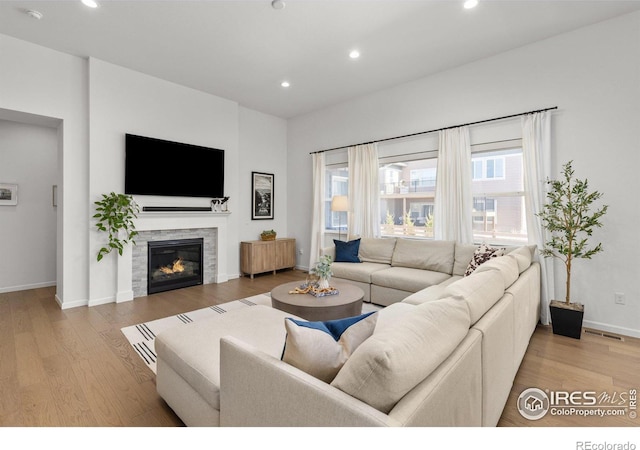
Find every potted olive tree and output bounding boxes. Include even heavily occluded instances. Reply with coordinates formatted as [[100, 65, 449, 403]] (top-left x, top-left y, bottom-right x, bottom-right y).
[[94, 192, 140, 261], [537, 161, 608, 339]]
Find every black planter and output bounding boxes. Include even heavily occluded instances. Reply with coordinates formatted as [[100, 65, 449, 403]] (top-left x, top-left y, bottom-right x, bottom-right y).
[[550, 300, 584, 339]]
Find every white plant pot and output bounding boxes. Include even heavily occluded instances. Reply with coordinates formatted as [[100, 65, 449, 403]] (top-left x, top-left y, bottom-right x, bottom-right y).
[[318, 278, 330, 289]]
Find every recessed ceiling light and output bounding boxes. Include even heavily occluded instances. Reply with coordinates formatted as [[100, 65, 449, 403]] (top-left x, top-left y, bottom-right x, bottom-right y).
[[281, 81, 290, 88], [464, 0, 478, 9], [349, 50, 360, 59], [271, 0, 285, 10], [81, 0, 99, 8], [26, 9, 43, 20]]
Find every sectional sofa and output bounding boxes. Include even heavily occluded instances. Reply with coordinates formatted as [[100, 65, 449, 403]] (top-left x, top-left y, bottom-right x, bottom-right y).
[[323, 237, 532, 306], [154, 237, 541, 427]]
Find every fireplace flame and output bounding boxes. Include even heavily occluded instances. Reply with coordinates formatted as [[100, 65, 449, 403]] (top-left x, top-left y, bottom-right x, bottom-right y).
[[159, 257, 185, 275]]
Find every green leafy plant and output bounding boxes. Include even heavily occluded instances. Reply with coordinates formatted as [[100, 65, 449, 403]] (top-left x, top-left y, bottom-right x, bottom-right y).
[[311, 255, 333, 279], [94, 192, 140, 261], [537, 161, 608, 304]]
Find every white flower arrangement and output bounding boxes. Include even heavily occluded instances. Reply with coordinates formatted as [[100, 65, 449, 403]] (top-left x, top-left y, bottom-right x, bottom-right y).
[[311, 255, 333, 279]]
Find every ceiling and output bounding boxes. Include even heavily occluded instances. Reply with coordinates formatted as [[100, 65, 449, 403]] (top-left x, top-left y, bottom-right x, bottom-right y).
[[1, 0, 639, 119]]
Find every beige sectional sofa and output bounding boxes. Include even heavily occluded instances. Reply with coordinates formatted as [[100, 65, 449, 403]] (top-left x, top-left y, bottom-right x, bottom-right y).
[[323, 237, 528, 306], [154, 238, 540, 427]]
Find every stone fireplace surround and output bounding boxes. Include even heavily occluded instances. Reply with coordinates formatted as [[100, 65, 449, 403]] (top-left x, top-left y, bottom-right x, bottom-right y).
[[116, 212, 230, 302]]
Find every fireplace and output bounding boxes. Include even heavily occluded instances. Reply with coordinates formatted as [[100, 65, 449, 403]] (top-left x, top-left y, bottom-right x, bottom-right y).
[[148, 238, 204, 294]]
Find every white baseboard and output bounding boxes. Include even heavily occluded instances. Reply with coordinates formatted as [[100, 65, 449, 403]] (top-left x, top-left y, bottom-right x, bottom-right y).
[[0, 281, 56, 294], [583, 320, 640, 339], [88, 296, 116, 307], [59, 297, 89, 309]]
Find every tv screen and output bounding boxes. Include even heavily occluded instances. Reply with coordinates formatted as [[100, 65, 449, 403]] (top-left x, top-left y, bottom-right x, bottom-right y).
[[125, 134, 224, 198]]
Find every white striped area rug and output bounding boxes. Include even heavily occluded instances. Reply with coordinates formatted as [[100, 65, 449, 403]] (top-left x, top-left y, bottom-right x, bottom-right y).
[[121, 293, 272, 374]]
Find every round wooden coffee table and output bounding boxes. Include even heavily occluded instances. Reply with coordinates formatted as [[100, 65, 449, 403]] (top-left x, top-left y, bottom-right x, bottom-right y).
[[271, 280, 364, 321]]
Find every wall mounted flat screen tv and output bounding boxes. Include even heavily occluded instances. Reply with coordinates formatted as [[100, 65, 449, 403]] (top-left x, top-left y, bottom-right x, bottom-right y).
[[125, 134, 224, 198]]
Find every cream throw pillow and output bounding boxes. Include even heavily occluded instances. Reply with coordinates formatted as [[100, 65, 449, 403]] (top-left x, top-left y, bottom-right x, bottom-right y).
[[281, 312, 378, 383], [331, 298, 470, 414]]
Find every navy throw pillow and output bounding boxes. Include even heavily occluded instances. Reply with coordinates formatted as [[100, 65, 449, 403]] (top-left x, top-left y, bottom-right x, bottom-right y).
[[334, 238, 361, 263]]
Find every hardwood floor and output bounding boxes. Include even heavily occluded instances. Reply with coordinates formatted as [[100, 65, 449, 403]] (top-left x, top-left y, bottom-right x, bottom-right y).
[[0, 270, 638, 428]]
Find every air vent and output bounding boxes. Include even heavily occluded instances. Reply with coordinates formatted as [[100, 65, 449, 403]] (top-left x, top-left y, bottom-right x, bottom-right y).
[[584, 328, 624, 341]]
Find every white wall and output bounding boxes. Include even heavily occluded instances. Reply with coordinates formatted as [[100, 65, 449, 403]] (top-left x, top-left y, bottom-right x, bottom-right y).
[[238, 107, 289, 247], [287, 12, 640, 337], [0, 34, 89, 307], [88, 58, 241, 304], [0, 120, 57, 292], [0, 35, 288, 307]]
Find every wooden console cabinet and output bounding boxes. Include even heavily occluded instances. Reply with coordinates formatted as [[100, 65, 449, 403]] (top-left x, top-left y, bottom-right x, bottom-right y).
[[240, 238, 296, 278]]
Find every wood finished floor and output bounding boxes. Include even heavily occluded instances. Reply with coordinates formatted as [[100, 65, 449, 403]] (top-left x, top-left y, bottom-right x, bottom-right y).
[[0, 269, 638, 427]]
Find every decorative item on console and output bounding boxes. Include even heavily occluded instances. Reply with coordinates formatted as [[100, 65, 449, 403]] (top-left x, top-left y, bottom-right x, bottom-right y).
[[211, 197, 229, 212], [260, 229, 277, 241], [537, 160, 608, 339]]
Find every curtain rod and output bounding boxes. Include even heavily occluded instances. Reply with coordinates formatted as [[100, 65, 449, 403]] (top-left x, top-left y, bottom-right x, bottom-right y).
[[310, 106, 558, 155]]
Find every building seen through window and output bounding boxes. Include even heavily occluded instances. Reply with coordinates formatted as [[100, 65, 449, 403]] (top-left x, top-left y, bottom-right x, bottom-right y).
[[325, 146, 526, 245]]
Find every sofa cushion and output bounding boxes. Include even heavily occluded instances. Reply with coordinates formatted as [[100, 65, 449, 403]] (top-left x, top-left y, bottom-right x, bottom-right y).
[[444, 270, 506, 324], [331, 297, 471, 414], [507, 246, 533, 273], [401, 284, 449, 305], [332, 261, 390, 284], [281, 312, 378, 383], [371, 267, 451, 293], [155, 305, 295, 411], [373, 302, 417, 332], [464, 243, 506, 276], [453, 243, 478, 276], [474, 255, 519, 289], [358, 237, 397, 264], [391, 239, 455, 274], [334, 238, 361, 263]]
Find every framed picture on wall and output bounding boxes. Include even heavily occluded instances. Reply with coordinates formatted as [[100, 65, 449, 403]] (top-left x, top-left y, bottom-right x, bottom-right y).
[[0, 183, 18, 206], [251, 172, 274, 220]]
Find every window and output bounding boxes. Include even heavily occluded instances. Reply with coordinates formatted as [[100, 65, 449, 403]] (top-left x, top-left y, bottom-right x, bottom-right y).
[[471, 147, 526, 245], [472, 156, 505, 180], [325, 166, 348, 233], [380, 158, 437, 238], [322, 140, 527, 246]]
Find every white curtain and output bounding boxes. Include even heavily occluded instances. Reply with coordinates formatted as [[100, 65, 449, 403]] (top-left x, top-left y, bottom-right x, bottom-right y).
[[347, 143, 380, 239], [522, 111, 554, 325], [434, 126, 473, 244], [309, 152, 326, 270]]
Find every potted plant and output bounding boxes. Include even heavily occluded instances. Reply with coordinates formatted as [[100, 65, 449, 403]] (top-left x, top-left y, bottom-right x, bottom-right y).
[[537, 161, 608, 339], [94, 192, 140, 261], [260, 229, 277, 241], [311, 255, 333, 289]]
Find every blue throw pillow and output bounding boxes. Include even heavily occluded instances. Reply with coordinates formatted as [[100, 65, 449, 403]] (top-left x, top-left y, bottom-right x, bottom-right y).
[[281, 312, 378, 383], [334, 238, 361, 263]]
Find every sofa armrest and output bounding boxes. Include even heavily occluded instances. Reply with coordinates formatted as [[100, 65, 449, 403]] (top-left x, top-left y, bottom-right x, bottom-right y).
[[321, 246, 336, 260], [219, 336, 398, 427]]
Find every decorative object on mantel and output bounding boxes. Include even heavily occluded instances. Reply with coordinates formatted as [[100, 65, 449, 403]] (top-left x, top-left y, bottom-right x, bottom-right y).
[[211, 197, 230, 212], [260, 229, 277, 241], [537, 160, 608, 339], [94, 192, 140, 262], [0, 183, 18, 206], [252, 171, 274, 220], [311, 255, 334, 290]]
